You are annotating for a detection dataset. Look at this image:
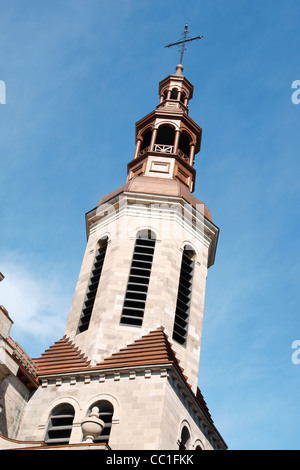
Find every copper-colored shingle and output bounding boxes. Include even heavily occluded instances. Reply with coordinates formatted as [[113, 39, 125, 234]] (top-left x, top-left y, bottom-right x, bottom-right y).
[[32, 328, 214, 427], [96, 327, 187, 380], [34, 335, 90, 375], [96, 175, 212, 221]]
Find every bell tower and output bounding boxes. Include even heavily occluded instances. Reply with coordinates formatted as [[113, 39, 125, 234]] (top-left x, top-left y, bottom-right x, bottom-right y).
[[62, 60, 218, 393], [4, 28, 227, 451], [129, 64, 200, 193]]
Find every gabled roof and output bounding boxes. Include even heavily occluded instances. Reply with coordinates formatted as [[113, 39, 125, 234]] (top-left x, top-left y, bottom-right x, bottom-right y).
[[33, 335, 91, 375]]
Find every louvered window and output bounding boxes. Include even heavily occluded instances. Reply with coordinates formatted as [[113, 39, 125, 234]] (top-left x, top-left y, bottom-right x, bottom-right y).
[[120, 230, 156, 326], [45, 403, 74, 446], [77, 237, 108, 333], [88, 400, 114, 444], [172, 246, 195, 346]]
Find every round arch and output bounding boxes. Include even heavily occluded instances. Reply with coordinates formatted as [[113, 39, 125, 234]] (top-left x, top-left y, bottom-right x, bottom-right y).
[[39, 396, 81, 427], [95, 231, 111, 243], [97, 234, 110, 247], [139, 126, 154, 151], [177, 419, 192, 450], [193, 438, 204, 450], [170, 87, 179, 100], [180, 126, 195, 144], [177, 420, 192, 450], [130, 225, 160, 241], [83, 393, 120, 423], [180, 242, 197, 261], [37, 396, 81, 442], [178, 132, 191, 157], [155, 124, 176, 147]]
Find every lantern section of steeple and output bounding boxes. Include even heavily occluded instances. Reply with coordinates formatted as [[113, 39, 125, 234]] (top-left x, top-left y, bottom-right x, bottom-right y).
[[128, 66, 202, 193]]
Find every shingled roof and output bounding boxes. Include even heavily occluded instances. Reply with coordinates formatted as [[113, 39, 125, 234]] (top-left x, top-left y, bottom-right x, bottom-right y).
[[33, 335, 91, 375], [32, 327, 213, 425], [33, 328, 185, 377], [96, 327, 187, 376]]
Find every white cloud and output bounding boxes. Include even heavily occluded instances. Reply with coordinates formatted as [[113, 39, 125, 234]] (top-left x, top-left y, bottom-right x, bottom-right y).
[[0, 255, 72, 356]]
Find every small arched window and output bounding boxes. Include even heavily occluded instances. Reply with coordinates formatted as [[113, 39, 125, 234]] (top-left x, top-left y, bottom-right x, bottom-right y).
[[172, 245, 196, 346], [141, 130, 152, 151], [170, 88, 178, 100], [178, 132, 191, 159], [45, 403, 75, 446], [77, 237, 108, 333], [179, 426, 191, 450], [155, 125, 175, 147], [87, 400, 114, 444], [120, 230, 156, 326]]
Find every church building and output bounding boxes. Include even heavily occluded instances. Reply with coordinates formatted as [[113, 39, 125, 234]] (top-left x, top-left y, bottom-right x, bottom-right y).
[[0, 58, 227, 450]]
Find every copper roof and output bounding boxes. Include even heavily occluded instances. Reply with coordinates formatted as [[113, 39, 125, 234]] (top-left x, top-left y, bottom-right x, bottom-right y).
[[95, 175, 212, 222], [33, 327, 213, 426], [33, 328, 185, 378], [96, 326, 188, 379], [33, 335, 91, 375]]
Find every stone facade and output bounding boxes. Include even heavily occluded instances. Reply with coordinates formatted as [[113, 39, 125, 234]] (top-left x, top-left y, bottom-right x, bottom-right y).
[[64, 191, 216, 393], [16, 365, 222, 450]]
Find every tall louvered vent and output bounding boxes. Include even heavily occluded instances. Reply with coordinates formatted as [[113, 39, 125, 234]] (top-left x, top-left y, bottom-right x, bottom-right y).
[[120, 230, 156, 326], [77, 238, 108, 333], [172, 246, 195, 346]]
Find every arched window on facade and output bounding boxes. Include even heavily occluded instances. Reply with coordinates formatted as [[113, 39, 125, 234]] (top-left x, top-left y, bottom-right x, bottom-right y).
[[120, 229, 156, 327], [45, 403, 75, 446], [87, 400, 114, 444], [179, 426, 191, 450], [172, 245, 196, 346], [77, 237, 108, 333]]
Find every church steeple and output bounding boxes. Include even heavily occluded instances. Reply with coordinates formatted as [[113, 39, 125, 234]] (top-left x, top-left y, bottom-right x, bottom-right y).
[[2, 32, 226, 451], [128, 25, 204, 193], [63, 64, 219, 392], [128, 67, 202, 193]]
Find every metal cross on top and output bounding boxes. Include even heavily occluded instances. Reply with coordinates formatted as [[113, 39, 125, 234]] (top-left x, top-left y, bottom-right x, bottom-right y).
[[165, 23, 203, 65]]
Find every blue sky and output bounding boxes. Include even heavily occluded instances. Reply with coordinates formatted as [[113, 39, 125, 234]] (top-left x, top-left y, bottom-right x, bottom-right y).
[[0, 0, 299, 450]]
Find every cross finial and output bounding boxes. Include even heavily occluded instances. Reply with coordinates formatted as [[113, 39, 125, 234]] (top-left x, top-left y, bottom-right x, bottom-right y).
[[165, 23, 203, 71]]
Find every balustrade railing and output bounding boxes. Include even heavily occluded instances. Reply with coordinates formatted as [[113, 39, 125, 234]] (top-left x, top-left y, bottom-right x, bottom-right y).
[[177, 148, 190, 163], [138, 144, 189, 163], [153, 144, 174, 153]]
